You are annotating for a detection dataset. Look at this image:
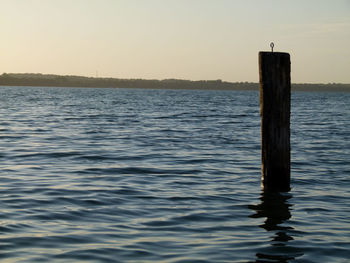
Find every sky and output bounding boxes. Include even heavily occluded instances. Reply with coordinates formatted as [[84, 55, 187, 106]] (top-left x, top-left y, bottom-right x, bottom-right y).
[[1, 0, 349, 83]]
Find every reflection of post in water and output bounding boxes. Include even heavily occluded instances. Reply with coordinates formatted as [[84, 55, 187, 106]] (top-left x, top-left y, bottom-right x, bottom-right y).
[[249, 191, 302, 262]]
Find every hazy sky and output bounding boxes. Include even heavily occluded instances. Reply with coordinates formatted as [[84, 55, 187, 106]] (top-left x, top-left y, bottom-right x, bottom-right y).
[[1, 0, 349, 83]]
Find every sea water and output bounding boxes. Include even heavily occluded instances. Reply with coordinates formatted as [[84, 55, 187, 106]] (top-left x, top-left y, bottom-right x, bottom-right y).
[[0, 86, 349, 262]]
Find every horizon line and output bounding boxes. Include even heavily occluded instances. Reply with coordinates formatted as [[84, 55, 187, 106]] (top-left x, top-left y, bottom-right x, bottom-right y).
[[1, 72, 350, 85]]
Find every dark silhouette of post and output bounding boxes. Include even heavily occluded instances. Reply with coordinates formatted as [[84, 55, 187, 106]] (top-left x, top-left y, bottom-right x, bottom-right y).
[[259, 49, 291, 192]]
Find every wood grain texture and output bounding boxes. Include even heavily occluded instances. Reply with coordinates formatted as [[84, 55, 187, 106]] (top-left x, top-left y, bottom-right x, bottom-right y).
[[259, 52, 291, 191]]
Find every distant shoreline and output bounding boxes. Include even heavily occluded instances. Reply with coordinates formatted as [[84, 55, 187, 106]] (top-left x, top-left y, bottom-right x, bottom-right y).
[[1, 73, 349, 92]]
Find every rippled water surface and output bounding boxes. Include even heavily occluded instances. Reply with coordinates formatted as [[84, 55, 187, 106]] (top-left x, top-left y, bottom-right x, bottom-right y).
[[0, 86, 349, 262]]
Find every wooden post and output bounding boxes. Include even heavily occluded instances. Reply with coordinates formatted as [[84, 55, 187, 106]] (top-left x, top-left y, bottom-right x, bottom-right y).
[[259, 50, 291, 192]]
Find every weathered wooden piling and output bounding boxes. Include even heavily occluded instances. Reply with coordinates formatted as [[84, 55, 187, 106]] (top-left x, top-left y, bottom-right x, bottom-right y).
[[259, 49, 291, 192]]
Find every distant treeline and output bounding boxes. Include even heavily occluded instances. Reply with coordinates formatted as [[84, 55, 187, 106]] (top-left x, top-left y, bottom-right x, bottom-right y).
[[0, 73, 349, 92]]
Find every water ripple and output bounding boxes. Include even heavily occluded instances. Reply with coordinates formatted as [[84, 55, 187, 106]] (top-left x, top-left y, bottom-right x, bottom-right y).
[[0, 87, 349, 262]]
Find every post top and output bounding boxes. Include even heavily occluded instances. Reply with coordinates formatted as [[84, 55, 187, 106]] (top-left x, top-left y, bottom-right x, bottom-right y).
[[259, 51, 290, 56], [259, 51, 290, 62]]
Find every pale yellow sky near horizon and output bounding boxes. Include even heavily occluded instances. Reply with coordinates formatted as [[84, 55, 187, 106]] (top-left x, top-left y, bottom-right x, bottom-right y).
[[1, 0, 350, 83]]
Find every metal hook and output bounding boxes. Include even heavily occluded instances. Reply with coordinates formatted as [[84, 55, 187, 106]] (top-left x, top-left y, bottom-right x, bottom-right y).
[[270, 42, 274, 52]]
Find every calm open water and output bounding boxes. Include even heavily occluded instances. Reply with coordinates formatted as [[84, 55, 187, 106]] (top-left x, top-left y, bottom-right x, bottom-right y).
[[0, 86, 349, 263]]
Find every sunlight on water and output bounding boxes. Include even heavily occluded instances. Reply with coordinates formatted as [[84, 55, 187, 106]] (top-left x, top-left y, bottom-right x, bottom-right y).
[[0, 86, 349, 262]]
